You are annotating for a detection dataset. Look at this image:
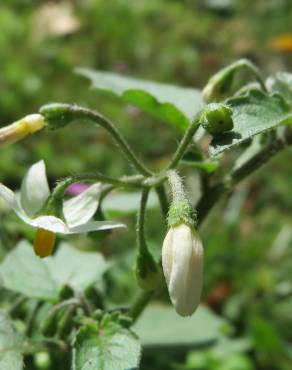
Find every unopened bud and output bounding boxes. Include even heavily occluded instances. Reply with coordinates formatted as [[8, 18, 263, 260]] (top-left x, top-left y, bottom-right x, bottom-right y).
[[0, 114, 45, 148], [201, 103, 233, 136], [162, 224, 203, 316]]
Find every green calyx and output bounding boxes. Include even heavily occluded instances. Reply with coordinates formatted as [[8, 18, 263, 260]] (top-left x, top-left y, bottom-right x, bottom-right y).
[[201, 103, 233, 136], [40, 103, 78, 130], [135, 249, 161, 291], [168, 200, 195, 228]]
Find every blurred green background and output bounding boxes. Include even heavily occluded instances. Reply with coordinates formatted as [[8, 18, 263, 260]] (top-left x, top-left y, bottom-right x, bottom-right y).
[[0, 1, 292, 369]]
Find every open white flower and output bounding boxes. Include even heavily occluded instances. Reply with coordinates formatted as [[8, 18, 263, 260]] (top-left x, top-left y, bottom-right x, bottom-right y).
[[162, 224, 204, 316], [0, 160, 125, 257]]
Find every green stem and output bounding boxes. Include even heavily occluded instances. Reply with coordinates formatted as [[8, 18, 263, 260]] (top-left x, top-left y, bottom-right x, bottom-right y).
[[167, 170, 187, 203], [137, 188, 150, 255], [128, 290, 154, 324], [155, 185, 169, 220], [47, 173, 144, 210], [197, 137, 287, 224], [42, 104, 152, 176], [167, 118, 201, 169]]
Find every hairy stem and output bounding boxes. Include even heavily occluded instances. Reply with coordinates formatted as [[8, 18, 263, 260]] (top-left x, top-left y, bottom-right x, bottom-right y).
[[167, 118, 201, 169], [42, 104, 152, 176]]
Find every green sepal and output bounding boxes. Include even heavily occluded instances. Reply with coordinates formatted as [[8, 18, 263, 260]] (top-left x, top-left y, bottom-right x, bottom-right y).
[[40, 103, 78, 130], [135, 249, 161, 291], [168, 200, 195, 228], [201, 103, 233, 136]]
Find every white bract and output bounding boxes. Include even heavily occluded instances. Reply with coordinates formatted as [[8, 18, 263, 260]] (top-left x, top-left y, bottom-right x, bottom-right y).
[[162, 224, 204, 316], [0, 160, 125, 257]]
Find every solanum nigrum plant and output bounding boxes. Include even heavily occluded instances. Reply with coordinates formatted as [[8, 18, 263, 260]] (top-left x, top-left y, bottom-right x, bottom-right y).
[[0, 59, 292, 370]]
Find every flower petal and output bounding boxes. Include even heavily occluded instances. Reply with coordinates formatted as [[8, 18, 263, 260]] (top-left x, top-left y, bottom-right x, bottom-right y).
[[68, 220, 126, 234], [0, 183, 28, 221], [63, 183, 102, 227], [20, 160, 50, 217], [29, 215, 69, 233], [168, 224, 203, 316]]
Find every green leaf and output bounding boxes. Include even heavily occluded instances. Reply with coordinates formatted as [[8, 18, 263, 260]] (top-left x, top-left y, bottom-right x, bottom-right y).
[[210, 90, 292, 156], [72, 321, 141, 370], [75, 68, 203, 132], [133, 304, 229, 349], [0, 312, 23, 370], [45, 243, 109, 293], [0, 241, 109, 301]]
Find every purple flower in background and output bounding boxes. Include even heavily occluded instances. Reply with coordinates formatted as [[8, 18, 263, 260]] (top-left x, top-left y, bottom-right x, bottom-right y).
[[67, 183, 89, 196]]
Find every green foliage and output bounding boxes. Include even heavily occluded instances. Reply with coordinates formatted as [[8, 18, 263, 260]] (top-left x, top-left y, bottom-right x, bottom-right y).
[[210, 90, 292, 155], [1, 2, 292, 369], [0, 312, 23, 370], [72, 320, 141, 370], [0, 241, 109, 300], [76, 68, 203, 131]]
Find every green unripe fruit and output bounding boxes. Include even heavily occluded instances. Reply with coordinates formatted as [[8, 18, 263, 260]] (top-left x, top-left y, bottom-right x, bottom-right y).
[[201, 103, 233, 136]]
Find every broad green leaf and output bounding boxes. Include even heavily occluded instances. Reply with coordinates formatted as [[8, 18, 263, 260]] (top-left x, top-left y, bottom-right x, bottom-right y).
[[0, 312, 23, 370], [0, 241, 109, 300], [133, 304, 229, 348], [72, 321, 141, 370], [210, 90, 292, 156], [103, 190, 158, 215], [45, 243, 109, 292], [0, 241, 58, 301], [76, 68, 204, 132]]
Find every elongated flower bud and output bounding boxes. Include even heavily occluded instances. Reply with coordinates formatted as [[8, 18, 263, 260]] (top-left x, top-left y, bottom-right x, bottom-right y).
[[162, 224, 203, 316], [163, 171, 204, 316], [0, 114, 45, 148]]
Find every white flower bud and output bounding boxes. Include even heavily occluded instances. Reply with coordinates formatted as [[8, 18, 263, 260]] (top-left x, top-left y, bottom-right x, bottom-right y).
[[0, 114, 45, 148], [162, 224, 203, 316]]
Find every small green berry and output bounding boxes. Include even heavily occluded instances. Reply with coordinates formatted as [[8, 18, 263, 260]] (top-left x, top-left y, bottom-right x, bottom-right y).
[[201, 103, 233, 136]]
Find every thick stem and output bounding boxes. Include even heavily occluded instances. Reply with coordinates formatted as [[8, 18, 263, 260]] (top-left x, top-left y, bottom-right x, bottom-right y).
[[167, 170, 187, 203]]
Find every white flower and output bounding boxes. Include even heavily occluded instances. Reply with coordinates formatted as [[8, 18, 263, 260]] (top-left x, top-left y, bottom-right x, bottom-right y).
[[162, 224, 204, 316], [0, 114, 45, 148], [0, 160, 125, 257]]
